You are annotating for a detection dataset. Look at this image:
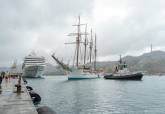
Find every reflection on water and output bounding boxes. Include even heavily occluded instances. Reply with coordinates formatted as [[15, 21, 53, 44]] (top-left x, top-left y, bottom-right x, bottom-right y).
[[27, 76, 165, 114]]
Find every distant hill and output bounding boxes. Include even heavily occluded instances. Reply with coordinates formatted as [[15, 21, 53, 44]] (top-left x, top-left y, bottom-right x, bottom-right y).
[[0, 67, 10, 72], [43, 63, 66, 75], [1, 51, 165, 75], [97, 51, 165, 75]]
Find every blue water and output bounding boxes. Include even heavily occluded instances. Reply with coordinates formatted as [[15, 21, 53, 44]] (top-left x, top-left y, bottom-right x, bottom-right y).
[[27, 76, 165, 114]]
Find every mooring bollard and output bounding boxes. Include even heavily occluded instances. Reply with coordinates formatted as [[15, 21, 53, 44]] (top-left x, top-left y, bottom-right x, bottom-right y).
[[0, 75, 2, 92], [37, 106, 57, 114]]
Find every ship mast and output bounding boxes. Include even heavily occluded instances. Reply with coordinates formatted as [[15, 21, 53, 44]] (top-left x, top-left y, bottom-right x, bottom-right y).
[[67, 16, 86, 68], [94, 33, 97, 71], [75, 16, 81, 67], [89, 29, 93, 63], [151, 44, 152, 53], [84, 24, 88, 65]]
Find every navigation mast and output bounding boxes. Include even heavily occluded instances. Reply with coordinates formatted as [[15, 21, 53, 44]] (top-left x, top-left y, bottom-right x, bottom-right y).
[[67, 16, 86, 68], [84, 24, 88, 65], [76, 16, 80, 67], [94, 33, 97, 71], [89, 29, 93, 63]]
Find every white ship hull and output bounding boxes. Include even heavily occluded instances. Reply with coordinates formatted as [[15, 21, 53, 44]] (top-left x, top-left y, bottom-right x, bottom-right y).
[[68, 74, 98, 80], [68, 69, 99, 80], [23, 65, 44, 78]]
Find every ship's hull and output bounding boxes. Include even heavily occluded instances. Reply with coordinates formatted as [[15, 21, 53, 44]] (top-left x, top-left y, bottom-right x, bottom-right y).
[[68, 74, 99, 80], [104, 72, 143, 80], [23, 65, 44, 78], [68, 69, 99, 80]]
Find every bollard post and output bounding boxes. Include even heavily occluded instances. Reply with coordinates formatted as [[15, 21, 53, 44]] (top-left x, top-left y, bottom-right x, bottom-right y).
[[0, 74, 3, 93]]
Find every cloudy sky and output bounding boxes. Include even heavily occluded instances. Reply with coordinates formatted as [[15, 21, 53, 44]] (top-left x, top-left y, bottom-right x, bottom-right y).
[[0, 0, 165, 66]]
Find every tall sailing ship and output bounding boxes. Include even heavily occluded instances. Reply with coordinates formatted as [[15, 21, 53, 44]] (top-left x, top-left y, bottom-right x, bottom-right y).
[[22, 52, 45, 78], [52, 16, 99, 80]]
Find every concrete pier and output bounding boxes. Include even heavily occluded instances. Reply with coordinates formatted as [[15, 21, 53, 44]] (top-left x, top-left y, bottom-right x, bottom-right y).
[[0, 78, 38, 114]]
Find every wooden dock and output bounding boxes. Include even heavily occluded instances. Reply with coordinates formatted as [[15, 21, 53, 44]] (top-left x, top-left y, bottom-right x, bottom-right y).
[[0, 78, 38, 114]]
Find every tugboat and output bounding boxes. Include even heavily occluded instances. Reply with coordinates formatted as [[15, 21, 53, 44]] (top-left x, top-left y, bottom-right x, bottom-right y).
[[104, 56, 143, 80]]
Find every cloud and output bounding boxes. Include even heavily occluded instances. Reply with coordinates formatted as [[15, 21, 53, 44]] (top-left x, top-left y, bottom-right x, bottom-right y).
[[93, 0, 165, 60], [0, 0, 94, 66], [0, 0, 165, 66]]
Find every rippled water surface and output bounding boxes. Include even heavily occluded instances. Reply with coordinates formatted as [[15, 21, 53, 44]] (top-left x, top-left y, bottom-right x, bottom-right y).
[[27, 76, 165, 114]]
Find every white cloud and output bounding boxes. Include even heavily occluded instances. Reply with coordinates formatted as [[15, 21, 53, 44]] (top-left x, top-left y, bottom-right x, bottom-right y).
[[0, 0, 165, 66]]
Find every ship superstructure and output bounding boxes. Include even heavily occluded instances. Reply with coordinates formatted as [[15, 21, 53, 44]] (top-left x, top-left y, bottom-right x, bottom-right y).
[[22, 52, 45, 78]]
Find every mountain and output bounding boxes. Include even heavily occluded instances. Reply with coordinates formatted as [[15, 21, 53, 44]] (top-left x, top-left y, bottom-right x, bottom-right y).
[[97, 51, 165, 75], [0, 67, 10, 72], [1, 51, 165, 75]]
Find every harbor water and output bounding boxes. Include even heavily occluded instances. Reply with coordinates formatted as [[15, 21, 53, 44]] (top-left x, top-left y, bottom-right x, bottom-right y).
[[27, 76, 165, 114]]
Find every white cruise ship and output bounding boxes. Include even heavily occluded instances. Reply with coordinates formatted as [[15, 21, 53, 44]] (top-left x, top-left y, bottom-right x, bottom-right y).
[[22, 52, 45, 78]]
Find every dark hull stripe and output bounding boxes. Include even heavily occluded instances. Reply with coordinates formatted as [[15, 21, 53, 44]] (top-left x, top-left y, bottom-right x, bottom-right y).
[[104, 73, 143, 80]]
